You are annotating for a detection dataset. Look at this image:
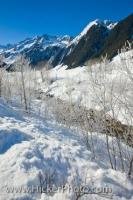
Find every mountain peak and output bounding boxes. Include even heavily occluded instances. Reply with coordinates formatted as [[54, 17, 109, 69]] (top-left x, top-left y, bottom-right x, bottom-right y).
[[103, 20, 118, 29], [71, 19, 117, 45]]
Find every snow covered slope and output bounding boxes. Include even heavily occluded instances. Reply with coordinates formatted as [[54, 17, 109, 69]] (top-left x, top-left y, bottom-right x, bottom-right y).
[[44, 49, 133, 126], [0, 95, 132, 200]]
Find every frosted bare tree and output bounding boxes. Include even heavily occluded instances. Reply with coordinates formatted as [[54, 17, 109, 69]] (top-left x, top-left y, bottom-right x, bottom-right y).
[[13, 55, 31, 111], [86, 43, 133, 174], [118, 43, 133, 177], [0, 55, 6, 97]]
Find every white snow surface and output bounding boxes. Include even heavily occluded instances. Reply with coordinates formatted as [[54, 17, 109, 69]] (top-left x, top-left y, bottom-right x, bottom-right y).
[[0, 97, 132, 200], [46, 50, 133, 125], [0, 50, 133, 200]]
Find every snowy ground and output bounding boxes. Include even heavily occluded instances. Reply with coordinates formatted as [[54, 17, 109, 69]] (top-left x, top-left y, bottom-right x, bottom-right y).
[[0, 99, 133, 200], [42, 50, 133, 126], [0, 50, 133, 200]]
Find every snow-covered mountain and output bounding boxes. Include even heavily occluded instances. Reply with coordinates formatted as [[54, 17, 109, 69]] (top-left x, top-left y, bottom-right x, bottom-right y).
[[0, 35, 72, 66], [70, 19, 117, 45], [0, 14, 132, 69], [63, 14, 133, 68], [63, 19, 115, 68], [0, 19, 116, 68]]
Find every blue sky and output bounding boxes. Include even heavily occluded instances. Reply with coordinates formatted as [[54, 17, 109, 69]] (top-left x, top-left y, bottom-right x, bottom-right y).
[[0, 0, 132, 44]]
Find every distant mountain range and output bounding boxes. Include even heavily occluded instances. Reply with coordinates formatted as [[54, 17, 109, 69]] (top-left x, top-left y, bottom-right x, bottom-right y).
[[0, 35, 72, 68], [0, 13, 133, 69]]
